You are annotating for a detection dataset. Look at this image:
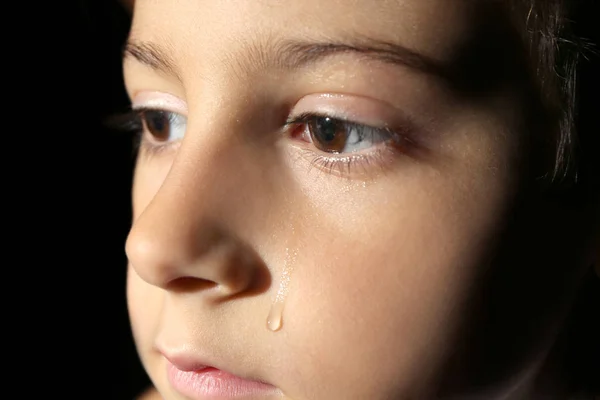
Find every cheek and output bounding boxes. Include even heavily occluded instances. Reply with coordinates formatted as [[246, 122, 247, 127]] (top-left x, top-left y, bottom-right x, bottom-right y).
[[127, 265, 164, 352], [127, 266, 174, 394], [276, 158, 512, 397]]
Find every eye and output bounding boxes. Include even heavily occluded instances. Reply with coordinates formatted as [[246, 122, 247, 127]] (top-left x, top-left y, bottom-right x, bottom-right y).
[[290, 114, 392, 154], [138, 109, 187, 144]]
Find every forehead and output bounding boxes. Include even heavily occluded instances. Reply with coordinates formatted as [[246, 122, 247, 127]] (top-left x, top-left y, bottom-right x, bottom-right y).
[[125, 0, 525, 104], [129, 0, 481, 63]]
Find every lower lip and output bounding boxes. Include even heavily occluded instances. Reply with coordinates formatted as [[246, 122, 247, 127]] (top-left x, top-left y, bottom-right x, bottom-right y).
[[167, 362, 277, 399]]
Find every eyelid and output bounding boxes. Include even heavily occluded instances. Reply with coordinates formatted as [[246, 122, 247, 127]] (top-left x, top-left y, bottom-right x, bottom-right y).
[[289, 93, 407, 130], [131, 91, 188, 114]]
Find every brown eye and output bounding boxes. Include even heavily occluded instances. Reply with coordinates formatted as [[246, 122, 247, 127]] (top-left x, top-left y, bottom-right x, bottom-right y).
[[288, 113, 397, 154], [139, 109, 186, 143], [141, 110, 170, 141], [307, 117, 349, 153]]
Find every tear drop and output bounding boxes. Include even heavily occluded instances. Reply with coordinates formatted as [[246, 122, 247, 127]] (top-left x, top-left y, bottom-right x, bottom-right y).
[[267, 302, 284, 332]]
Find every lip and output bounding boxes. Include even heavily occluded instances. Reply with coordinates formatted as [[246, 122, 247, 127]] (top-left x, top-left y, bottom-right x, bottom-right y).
[[164, 354, 278, 399]]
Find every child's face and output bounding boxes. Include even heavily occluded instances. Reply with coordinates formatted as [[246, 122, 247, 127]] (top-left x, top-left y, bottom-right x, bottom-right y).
[[123, 1, 590, 399]]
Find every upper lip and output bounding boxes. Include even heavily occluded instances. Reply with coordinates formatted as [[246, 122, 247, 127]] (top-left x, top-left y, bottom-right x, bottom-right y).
[[163, 352, 211, 372], [158, 345, 272, 385]]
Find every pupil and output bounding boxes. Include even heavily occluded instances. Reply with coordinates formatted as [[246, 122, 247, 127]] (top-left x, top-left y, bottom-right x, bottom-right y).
[[144, 110, 169, 140], [315, 117, 338, 143], [310, 117, 347, 153]]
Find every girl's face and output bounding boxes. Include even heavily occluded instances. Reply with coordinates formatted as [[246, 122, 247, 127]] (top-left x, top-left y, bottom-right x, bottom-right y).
[[123, 0, 591, 399]]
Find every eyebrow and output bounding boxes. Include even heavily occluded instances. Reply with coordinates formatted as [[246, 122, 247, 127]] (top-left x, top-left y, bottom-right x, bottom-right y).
[[277, 39, 447, 78], [123, 41, 182, 81], [123, 37, 449, 82]]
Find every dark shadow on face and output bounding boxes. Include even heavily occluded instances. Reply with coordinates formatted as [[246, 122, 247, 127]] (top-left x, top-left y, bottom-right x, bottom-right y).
[[434, 165, 597, 398], [444, 2, 532, 98], [429, 3, 599, 397]]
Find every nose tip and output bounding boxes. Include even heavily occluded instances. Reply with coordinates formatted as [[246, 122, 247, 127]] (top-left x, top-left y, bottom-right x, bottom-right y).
[[125, 225, 177, 288]]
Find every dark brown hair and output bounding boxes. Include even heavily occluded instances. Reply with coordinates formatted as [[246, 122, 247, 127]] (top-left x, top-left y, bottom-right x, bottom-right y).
[[509, 0, 597, 188]]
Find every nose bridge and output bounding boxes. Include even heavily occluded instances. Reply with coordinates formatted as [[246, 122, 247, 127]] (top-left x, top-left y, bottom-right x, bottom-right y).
[[126, 115, 261, 293]]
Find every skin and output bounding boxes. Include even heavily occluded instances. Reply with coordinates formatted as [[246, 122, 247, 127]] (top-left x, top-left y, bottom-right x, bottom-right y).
[[123, 0, 598, 399]]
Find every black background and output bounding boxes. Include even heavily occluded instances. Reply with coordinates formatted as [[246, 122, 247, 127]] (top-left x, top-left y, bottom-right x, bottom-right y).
[[65, 1, 150, 398], [29, 1, 150, 398]]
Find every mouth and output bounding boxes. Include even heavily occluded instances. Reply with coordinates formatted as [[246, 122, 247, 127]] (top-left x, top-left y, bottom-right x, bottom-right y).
[[164, 355, 278, 399]]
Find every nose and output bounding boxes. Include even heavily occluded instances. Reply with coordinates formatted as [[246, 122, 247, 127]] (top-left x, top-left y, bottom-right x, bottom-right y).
[[125, 135, 265, 297]]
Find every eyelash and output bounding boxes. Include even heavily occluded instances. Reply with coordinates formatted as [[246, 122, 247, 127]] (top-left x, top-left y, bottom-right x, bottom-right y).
[[108, 108, 412, 175], [106, 107, 180, 155]]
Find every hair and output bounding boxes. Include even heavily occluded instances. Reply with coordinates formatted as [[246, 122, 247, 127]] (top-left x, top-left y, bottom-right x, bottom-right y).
[[508, 0, 596, 189]]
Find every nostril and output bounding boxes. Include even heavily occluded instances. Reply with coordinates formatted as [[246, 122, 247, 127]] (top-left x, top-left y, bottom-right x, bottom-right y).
[[167, 277, 218, 293]]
